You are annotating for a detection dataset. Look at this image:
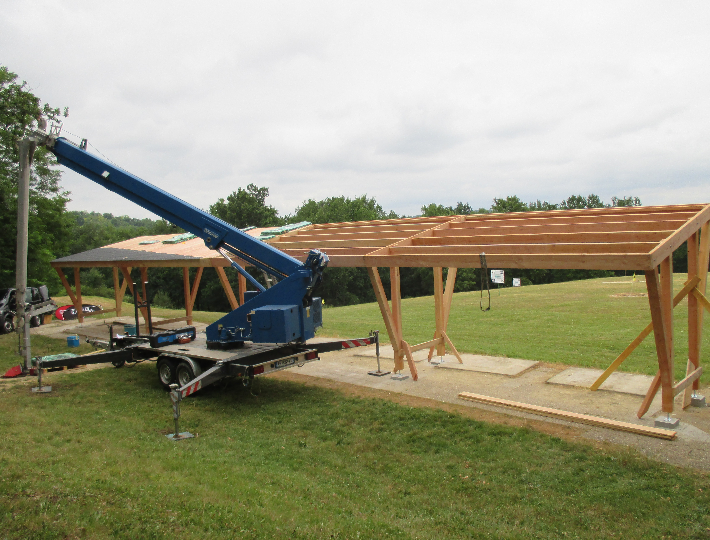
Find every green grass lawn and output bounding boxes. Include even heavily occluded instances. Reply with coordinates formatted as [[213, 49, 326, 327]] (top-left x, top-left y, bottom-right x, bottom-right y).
[[1, 276, 709, 538], [1, 363, 709, 539]]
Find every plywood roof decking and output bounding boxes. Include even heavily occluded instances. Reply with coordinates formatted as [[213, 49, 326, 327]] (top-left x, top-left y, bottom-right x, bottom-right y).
[[51, 230, 273, 269], [267, 204, 710, 271]]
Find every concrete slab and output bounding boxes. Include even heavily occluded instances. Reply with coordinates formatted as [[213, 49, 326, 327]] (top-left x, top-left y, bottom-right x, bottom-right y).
[[547, 367, 655, 397], [435, 354, 539, 377]]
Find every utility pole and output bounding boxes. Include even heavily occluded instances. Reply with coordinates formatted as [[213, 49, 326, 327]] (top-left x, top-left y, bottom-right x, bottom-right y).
[[16, 136, 37, 374]]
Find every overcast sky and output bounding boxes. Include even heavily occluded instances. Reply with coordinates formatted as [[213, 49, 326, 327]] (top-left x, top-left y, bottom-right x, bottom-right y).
[[3, 1, 710, 219]]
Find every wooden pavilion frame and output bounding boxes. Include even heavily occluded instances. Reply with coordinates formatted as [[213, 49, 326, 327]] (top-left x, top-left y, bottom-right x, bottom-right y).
[[51, 235, 248, 332], [268, 204, 710, 416], [52, 204, 710, 416]]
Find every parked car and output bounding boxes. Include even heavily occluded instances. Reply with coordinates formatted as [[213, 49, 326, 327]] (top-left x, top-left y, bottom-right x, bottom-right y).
[[0, 286, 57, 334]]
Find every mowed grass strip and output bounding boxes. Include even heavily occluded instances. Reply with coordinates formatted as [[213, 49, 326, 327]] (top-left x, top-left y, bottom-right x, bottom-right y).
[[1, 363, 709, 539]]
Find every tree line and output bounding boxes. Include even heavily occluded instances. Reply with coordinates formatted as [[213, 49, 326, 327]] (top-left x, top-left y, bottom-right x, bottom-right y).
[[0, 64, 673, 312]]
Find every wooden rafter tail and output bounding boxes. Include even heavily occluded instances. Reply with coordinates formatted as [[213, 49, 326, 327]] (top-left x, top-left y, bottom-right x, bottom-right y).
[[649, 203, 710, 268], [591, 276, 700, 391]]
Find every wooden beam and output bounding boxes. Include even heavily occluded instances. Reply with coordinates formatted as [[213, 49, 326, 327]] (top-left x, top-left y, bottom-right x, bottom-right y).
[[591, 276, 700, 391], [436, 219, 686, 235], [401, 339, 418, 381], [214, 266, 239, 310], [390, 267, 402, 351], [238, 273, 246, 305], [112, 267, 121, 317], [673, 367, 702, 396], [54, 268, 78, 306], [189, 268, 204, 317], [417, 230, 672, 245], [637, 371, 662, 418], [363, 252, 652, 271], [660, 257, 674, 366], [367, 267, 404, 373], [409, 338, 443, 352], [433, 267, 445, 357], [389, 242, 658, 256], [73, 268, 84, 323], [442, 331, 463, 363], [443, 268, 457, 330], [650, 204, 710, 267], [645, 267, 675, 413], [459, 392, 676, 440], [182, 268, 192, 325], [685, 231, 700, 408]]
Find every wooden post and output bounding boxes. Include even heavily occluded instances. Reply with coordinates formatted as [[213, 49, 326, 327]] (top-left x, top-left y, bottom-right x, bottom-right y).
[[433, 267, 445, 357], [238, 273, 246, 306], [183, 268, 192, 325], [390, 267, 404, 368], [660, 257, 674, 369], [684, 223, 710, 405], [368, 267, 406, 373], [215, 266, 239, 310], [112, 267, 123, 316], [645, 266, 675, 413], [73, 267, 84, 323]]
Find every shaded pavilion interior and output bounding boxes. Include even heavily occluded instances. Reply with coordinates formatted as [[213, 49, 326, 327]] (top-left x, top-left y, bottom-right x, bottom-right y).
[[52, 204, 710, 416]]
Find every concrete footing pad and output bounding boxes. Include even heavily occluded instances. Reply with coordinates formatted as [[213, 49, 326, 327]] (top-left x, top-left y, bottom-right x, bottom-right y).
[[355, 346, 538, 376], [547, 367, 655, 397]]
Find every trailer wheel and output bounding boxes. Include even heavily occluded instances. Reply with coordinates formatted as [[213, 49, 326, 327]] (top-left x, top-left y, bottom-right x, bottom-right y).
[[30, 316, 41, 328], [1, 314, 14, 334], [157, 357, 177, 388], [176, 361, 198, 387]]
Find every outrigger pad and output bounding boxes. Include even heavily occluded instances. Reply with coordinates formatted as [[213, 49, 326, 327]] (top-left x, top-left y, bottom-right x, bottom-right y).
[[148, 327, 197, 348]]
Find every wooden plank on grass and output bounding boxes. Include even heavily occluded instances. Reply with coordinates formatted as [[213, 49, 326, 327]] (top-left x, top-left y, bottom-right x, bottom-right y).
[[458, 392, 677, 440]]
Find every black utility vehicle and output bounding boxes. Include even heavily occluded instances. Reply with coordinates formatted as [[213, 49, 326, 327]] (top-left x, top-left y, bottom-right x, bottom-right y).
[[0, 286, 57, 334]]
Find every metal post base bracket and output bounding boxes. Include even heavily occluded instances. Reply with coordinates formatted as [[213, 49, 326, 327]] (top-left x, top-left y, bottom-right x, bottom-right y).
[[391, 372, 409, 381], [691, 394, 706, 408], [430, 356, 445, 365], [31, 386, 52, 393], [368, 370, 391, 377], [654, 414, 680, 429], [166, 432, 194, 441]]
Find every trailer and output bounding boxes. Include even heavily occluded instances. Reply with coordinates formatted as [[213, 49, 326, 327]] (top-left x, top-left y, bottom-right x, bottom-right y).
[[18, 125, 377, 436]]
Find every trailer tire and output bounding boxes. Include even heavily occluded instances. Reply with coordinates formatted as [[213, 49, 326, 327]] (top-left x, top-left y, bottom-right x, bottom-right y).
[[176, 361, 201, 388], [157, 357, 177, 388], [30, 316, 41, 328], [1, 314, 14, 334]]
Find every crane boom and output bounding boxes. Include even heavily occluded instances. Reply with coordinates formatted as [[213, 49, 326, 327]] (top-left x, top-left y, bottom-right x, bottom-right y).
[[39, 132, 328, 347]]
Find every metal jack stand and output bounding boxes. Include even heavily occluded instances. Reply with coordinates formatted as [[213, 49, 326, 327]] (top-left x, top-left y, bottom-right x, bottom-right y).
[[691, 392, 706, 408], [654, 412, 680, 429], [430, 355, 445, 366], [166, 384, 194, 441], [368, 330, 390, 377], [31, 358, 51, 393]]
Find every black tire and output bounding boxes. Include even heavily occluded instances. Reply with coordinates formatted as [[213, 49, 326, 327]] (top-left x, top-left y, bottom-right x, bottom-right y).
[[30, 316, 41, 328], [176, 361, 199, 388], [1, 314, 14, 334], [156, 357, 177, 388]]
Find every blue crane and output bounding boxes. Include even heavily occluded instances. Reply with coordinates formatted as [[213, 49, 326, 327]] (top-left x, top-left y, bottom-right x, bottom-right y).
[[42, 132, 328, 347]]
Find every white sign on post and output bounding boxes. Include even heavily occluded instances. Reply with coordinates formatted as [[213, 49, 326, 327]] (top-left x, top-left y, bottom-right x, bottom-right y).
[[491, 270, 505, 284], [512, 278, 521, 287]]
